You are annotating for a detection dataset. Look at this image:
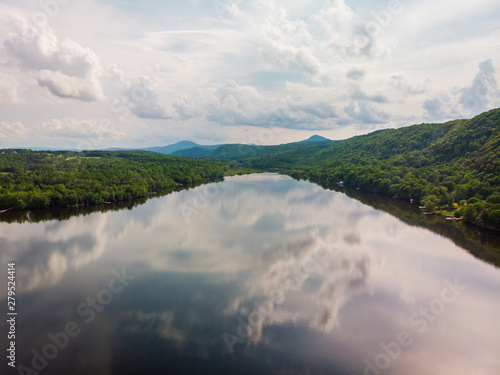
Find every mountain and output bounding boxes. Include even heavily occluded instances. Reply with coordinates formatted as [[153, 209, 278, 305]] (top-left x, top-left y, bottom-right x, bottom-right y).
[[1, 108, 499, 229], [171, 141, 336, 159], [170, 146, 218, 158], [141, 141, 221, 155], [172, 136, 335, 158], [301, 135, 330, 142], [92, 141, 222, 155], [242, 108, 500, 229], [170, 109, 500, 229], [24, 137, 329, 155]]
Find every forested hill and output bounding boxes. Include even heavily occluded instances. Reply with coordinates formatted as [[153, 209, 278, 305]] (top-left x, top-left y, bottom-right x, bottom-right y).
[[172, 139, 334, 159], [1, 109, 499, 229], [233, 108, 500, 229], [0, 151, 229, 210]]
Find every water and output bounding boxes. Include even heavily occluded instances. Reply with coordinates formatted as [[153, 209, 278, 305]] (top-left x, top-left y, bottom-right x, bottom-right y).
[[1, 174, 499, 375]]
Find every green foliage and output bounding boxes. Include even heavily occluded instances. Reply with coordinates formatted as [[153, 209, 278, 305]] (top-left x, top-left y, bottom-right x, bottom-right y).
[[2, 108, 500, 230], [231, 108, 500, 229], [486, 192, 500, 204], [0, 150, 227, 210], [423, 195, 439, 212], [467, 197, 481, 204], [488, 210, 500, 228]]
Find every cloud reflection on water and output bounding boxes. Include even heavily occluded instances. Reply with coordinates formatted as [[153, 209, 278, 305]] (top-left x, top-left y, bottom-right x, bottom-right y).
[[0, 174, 499, 375]]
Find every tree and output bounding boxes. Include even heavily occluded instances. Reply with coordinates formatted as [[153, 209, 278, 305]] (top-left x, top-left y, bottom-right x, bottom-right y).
[[486, 192, 500, 204], [463, 205, 477, 222], [423, 195, 439, 212]]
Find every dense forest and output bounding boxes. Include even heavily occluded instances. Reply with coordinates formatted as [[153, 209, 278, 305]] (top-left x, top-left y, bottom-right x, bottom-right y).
[[247, 109, 500, 230], [174, 108, 500, 230], [1, 108, 499, 230], [0, 150, 228, 210]]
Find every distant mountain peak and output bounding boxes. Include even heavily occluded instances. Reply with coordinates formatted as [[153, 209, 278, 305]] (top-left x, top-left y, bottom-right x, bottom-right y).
[[302, 135, 330, 142], [144, 141, 221, 155]]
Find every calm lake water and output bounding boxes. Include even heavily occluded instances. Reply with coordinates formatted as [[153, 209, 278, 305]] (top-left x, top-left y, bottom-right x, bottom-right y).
[[1, 173, 499, 375]]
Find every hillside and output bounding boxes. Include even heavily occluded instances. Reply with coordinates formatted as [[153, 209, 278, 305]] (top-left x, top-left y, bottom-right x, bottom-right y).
[[143, 141, 221, 155], [301, 135, 331, 142], [1, 109, 499, 229], [172, 139, 334, 159], [239, 109, 500, 229], [0, 150, 229, 210]]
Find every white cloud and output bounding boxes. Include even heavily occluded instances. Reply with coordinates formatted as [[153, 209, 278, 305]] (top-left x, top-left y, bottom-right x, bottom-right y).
[[0, 121, 27, 139], [258, 6, 321, 76], [423, 96, 447, 119], [205, 80, 270, 126], [40, 118, 125, 139], [350, 86, 389, 103], [389, 73, 427, 96], [343, 101, 390, 126], [35, 69, 102, 101], [253, 0, 392, 81], [204, 80, 338, 130], [0, 0, 499, 146], [347, 69, 365, 81], [172, 94, 203, 120], [2, 14, 105, 101], [0, 73, 21, 104], [459, 59, 498, 114], [423, 59, 500, 120], [122, 77, 176, 119]]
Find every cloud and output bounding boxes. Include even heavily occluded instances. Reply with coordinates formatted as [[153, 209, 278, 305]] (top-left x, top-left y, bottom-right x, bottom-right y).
[[106, 64, 126, 83], [35, 69, 103, 101], [289, 102, 337, 120], [0, 73, 21, 104], [423, 59, 499, 120], [40, 118, 125, 139], [172, 94, 203, 120], [122, 77, 175, 119], [459, 59, 498, 114], [389, 74, 427, 95], [343, 101, 390, 126], [347, 69, 365, 81], [204, 80, 337, 130], [2, 14, 105, 101], [256, 4, 321, 76], [311, 0, 389, 61], [350, 86, 389, 103], [0, 121, 27, 139], [205, 80, 270, 126], [254, 0, 391, 81], [1, 1, 499, 146], [423, 97, 446, 119]]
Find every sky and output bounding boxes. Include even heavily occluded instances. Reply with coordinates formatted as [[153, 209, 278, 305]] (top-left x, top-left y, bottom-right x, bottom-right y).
[[0, 0, 499, 149]]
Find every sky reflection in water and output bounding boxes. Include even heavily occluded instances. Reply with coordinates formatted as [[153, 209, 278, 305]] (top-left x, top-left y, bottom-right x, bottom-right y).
[[1, 174, 499, 375]]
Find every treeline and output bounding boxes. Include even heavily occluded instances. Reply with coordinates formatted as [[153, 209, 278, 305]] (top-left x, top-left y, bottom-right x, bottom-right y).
[[0, 150, 227, 210], [2, 109, 500, 229], [241, 108, 500, 230]]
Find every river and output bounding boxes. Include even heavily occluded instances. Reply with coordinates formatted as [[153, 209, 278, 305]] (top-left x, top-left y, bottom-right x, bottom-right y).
[[1, 173, 499, 375]]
